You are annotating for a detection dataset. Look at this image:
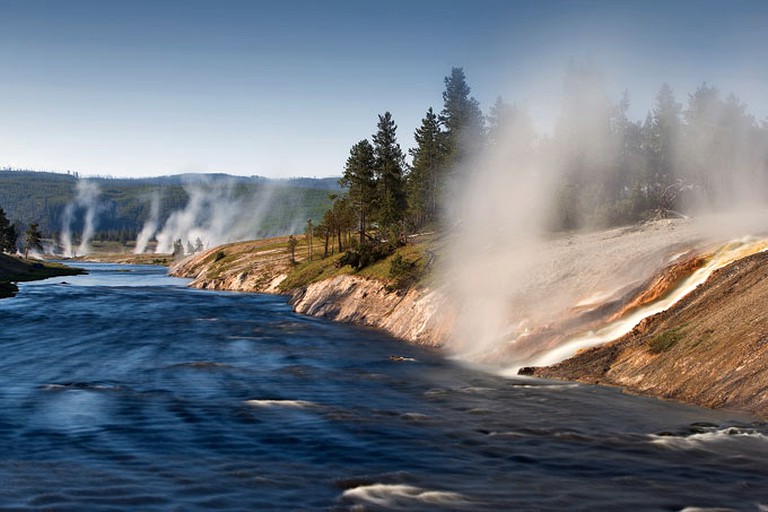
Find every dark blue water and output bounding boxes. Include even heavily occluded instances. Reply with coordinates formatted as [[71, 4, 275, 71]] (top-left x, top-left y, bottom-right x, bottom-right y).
[[1, 263, 767, 511]]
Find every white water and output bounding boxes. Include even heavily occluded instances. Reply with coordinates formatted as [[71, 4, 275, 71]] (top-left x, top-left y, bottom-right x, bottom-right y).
[[244, 399, 320, 408], [341, 484, 469, 508], [650, 427, 768, 451]]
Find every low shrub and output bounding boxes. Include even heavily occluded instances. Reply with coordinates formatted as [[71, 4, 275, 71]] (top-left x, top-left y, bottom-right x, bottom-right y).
[[648, 327, 684, 354], [335, 242, 392, 270], [387, 254, 421, 291]]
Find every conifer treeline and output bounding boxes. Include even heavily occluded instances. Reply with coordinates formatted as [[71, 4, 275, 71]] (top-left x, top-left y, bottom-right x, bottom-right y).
[[316, 67, 485, 258], [321, 63, 768, 255]]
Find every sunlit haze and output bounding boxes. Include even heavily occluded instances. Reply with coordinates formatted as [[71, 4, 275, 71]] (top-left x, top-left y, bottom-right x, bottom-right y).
[[1, 0, 766, 178]]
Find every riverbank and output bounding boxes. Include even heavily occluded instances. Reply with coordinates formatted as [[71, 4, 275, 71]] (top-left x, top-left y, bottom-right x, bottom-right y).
[[73, 252, 173, 266], [0, 253, 85, 298], [168, 235, 452, 347], [167, 218, 768, 419]]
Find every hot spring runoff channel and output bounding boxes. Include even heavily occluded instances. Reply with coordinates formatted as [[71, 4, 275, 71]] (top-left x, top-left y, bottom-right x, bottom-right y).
[[1, 263, 767, 511]]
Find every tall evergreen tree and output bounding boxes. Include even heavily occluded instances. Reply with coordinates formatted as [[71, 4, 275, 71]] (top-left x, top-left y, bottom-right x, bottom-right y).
[[486, 96, 511, 147], [372, 112, 407, 232], [305, 218, 314, 261], [647, 83, 682, 210], [339, 139, 376, 245], [551, 60, 618, 229], [408, 107, 444, 228], [0, 207, 16, 253], [4, 224, 17, 254], [23, 223, 43, 258], [440, 67, 484, 166], [682, 82, 722, 206]]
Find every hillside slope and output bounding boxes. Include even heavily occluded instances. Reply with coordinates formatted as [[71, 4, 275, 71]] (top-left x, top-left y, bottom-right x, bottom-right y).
[[528, 250, 768, 419]]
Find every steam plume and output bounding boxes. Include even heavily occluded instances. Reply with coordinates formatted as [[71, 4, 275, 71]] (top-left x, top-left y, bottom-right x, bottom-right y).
[[134, 192, 162, 254], [152, 177, 297, 254], [443, 64, 768, 368], [76, 181, 100, 255], [59, 180, 101, 257]]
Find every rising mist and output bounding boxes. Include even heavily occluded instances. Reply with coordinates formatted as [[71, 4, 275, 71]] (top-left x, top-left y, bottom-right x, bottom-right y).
[[443, 62, 768, 367], [139, 177, 308, 254], [59, 180, 101, 257]]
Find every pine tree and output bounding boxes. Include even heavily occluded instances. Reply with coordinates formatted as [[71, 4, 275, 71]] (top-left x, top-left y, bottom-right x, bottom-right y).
[[287, 235, 298, 264], [172, 238, 184, 259], [440, 67, 484, 166], [647, 83, 683, 211], [24, 223, 43, 258], [372, 112, 407, 233], [4, 224, 17, 254], [339, 140, 376, 245], [0, 207, 15, 253], [486, 96, 511, 147], [682, 83, 722, 206], [408, 108, 444, 228], [551, 60, 617, 229], [305, 218, 314, 261]]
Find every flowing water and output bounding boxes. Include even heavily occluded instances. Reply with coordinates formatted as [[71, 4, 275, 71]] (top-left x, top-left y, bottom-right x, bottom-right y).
[[1, 263, 767, 511]]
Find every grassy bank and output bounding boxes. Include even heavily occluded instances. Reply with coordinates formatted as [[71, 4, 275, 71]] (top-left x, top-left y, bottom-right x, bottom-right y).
[[168, 232, 439, 296], [278, 234, 437, 293], [0, 253, 86, 298]]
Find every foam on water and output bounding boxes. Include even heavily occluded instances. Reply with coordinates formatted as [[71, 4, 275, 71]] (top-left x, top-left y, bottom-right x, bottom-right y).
[[244, 399, 320, 408], [341, 484, 469, 508], [650, 427, 768, 450]]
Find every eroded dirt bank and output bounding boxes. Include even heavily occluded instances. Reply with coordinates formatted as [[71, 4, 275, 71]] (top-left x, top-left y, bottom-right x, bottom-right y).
[[528, 250, 768, 419], [290, 275, 452, 347]]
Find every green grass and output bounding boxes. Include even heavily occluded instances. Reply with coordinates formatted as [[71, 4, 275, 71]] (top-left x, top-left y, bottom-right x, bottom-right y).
[[278, 253, 353, 291], [278, 235, 435, 292], [648, 326, 686, 354]]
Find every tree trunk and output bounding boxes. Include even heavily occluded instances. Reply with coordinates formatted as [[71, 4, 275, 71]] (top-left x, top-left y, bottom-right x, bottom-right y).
[[359, 211, 365, 246]]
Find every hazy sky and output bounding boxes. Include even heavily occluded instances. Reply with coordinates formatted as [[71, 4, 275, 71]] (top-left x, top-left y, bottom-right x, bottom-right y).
[[1, 0, 766, 178]]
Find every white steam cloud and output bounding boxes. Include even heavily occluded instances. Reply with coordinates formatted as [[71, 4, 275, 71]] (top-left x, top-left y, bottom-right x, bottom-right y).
[[59, 180, 101, 257], [149, 177, 302, 254], [134, 192, 162, 254]]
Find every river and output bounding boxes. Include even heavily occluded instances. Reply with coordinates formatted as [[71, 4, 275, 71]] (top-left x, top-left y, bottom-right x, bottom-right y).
[[1, 263, 767, 511]]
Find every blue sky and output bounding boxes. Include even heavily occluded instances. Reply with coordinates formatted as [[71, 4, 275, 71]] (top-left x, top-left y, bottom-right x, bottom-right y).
[[0, 0, 766, 178]]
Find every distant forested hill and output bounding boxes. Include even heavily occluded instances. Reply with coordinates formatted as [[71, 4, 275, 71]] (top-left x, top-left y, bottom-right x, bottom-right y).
[[0, 170, 339, 242]]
